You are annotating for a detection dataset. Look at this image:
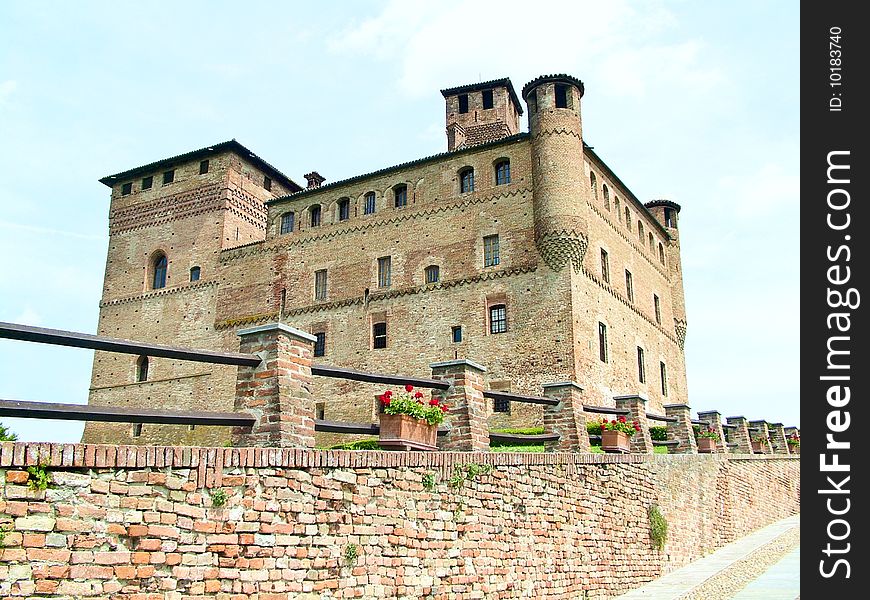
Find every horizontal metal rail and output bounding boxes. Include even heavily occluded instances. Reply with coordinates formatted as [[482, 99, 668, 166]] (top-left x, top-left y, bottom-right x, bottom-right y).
[[489, 432, 560, 444], [653, 440, 680, 447], [646, 413, 677, 423], [0, 322, 261, 367], [0, 398, 255, 427], [721, 423, 737, 429], [726, 442, 738, 447], [583, 405, 630, 416], [691, 419, 705, 425], [314, 419, 448, 436], [483, 390, 559, 407], [311, 364, 450, 390]]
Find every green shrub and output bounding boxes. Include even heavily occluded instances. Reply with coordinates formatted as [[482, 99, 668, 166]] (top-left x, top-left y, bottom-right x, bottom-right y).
[[489, 427, 546, 449], [327, 439, 381, 450], [0, 422, 17, 442], [649, 425, 668, 441], [648, 504, 668, 551], [491, 427, 544, 435], [422, 473, 435, 491]]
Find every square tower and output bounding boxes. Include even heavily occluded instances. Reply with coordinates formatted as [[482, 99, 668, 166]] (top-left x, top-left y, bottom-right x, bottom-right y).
[[441, 78, 523, 151]]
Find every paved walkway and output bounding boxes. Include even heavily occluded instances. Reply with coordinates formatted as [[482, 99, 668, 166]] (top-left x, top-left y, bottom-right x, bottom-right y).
[[615, 515, 799, 599]]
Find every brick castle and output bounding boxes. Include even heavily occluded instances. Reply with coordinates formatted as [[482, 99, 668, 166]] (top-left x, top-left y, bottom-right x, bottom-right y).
[[83, 74, 689, 447]]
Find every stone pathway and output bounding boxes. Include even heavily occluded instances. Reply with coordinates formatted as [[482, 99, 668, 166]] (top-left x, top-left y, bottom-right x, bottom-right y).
[[614, 515, 799, 600]]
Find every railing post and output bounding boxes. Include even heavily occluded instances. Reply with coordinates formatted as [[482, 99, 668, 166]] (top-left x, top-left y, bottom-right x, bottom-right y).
[[697, 410, 729, 454], [233, 323, 317, 448], [749, 420, 773, 454], [430, 359, 489, 451], [613, 395, 654, 454], [663, 404, 697, 454], [767, 423, 789, 455], [726, 416, 753, 454], [542, 382, 590, 452]]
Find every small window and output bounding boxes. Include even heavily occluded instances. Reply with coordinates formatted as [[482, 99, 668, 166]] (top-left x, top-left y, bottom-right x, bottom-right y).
[[637, 347, 646, 383], [459, 168, 474, 193], [590, 172, 597, 199], [163, 170, 175, 185], [136, 355, 149, 382], [314, 332, 326, 357], [495, 160, 511, 185], [338, 198, 350, 221], [132, 423, 143, 438], [493, 396, 510, 413], [649, 233, 655, 253], [638, 221, 644, 241], [452, 326, 462, 343], [315, 402, 325, 420], [555, 84, 569, 108], [373, 322, 387, 349], [664, 208, 675, 228], [142, 176, 153, 190], [280, 212, 295, 234], [152, 254, 167, 289], [482, 89, 494, 109], [598, 322, 608, 363], [484, 234, 500, 267], [654, 294, 661, 325], [314, 269, 328, 300], [660, 362, 668, 396], [264, 176, 272, 191], [199, 160, 209, 175], [625, 270, 634, 303], [458, 94, 469, 114], [394, 184, 407, 208], [190, 266, 201, 282], [121, 182, 132, 196], [489, 304, 507, 334], [310, 205, 321, 227], [377, 256, 391, 288], [625, 208, 631, 231], [364, 192, 376, 215], [659, 243, 666, 265], [615, 198, 621, 221], [602, 184, 610, 210], [425, 265, 440, 284], [600, 248, 610, 284]]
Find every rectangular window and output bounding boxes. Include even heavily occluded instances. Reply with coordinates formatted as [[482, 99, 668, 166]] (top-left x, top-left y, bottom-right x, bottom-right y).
[[555, 84, 569, 108], [394, 185, 407, 208], [458, 93, 469, 114], [493, 396, 510, 413], [338, 200, 350, 221], [141, 176, 153, 190], [121, 182, 132, 195], [600, 249, 610, 284], [637, 347, 646, 383], [660, 362, 668, 396], [489, 304, 507, 334], [373, 322, 387, 349], [425, 265, 440, 284], [280, 212, 295, 234], [598, 322, 608, 363], [314, 269, 327, 300], [654, 294, 661, 324], [484, 234, 500, 267], [664, 208, 674, 228], [163, 169, 175, 185], [314, 332, 326, 357], [482, 89, 494, 109], [364, 192, 376, 215], [452, 326, 462, 343], [625, 270, 634, 303], [199, 160, 209, 174], [132, 423, 142, 437], [264, 176, 272, 191], [315, 402, 325, 420], [377, 256, 391, 288]]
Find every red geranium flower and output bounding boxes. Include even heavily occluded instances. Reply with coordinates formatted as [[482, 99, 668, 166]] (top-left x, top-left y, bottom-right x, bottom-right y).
[[383, 397, 391, 405], [384, 390, 393, 397], [429, 398, 439, 406], [405, 384, 414, 392], [415, 391, 424, 399]]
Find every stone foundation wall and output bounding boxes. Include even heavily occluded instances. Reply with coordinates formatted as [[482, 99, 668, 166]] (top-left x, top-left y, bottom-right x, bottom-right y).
[[0, 443, 799, 599]]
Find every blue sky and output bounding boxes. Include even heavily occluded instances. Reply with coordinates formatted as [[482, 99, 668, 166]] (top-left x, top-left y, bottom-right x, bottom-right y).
[[0, 1, 799, 441]]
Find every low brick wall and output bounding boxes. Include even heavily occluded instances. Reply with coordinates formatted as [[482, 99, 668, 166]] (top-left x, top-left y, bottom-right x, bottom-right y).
[[0, 443, 799, 599]]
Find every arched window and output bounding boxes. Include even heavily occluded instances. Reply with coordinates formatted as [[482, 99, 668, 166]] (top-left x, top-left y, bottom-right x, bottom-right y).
[[659, 243, 666, 265], [189, 266, 201, 282], [495, 160, 510, 185], [625, 208, 632, 231], [615, 197, 621, 221], [649, 233, 655, 253], [590, 172, 598, 199], [425, 265, 440, 284], [459, 168, 474, 193], [393, 184, 407, 208], [337, 198, 350, 221], [364, 192, 376, 215], [309, 205, 321, 227], [602, 184, 610, 210], [638, 221, 644, 241], [136, 355, 149, 382], [152, 253, 167, 289], [280, 212, 295, 234]]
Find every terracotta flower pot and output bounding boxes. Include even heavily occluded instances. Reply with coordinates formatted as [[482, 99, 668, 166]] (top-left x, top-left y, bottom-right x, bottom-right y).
[[788, 444, 800, 455], [601, 429, 631, 453], [697, 437, 717, 453], [378, 413, 438, 451], [751, 441, 765, 453]]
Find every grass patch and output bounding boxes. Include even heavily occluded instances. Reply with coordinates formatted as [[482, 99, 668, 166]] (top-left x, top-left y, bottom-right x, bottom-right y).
[[492, 444, 545, 453], [325, 438, 381, 450]]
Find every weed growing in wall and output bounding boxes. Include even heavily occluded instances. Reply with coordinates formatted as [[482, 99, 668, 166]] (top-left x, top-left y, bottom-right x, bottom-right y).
[[422, 473, 435, 491], [26, 463, 50, 491], [648, 504, 668, 551], [343, 543, 359, 566], [211, 489, 229, 507]]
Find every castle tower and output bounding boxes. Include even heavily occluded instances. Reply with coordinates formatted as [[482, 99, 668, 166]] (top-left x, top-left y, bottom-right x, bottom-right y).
[[645, 200, 687, 350], [441, 78, 523, 151], [522, 74, 588, 272]]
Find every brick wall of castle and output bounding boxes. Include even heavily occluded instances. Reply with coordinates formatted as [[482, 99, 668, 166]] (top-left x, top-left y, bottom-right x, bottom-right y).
[[0, 445, 799, 598]]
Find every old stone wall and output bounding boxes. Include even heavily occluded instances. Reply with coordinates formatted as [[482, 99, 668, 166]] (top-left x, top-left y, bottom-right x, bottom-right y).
[[0, 443, 799, 599]]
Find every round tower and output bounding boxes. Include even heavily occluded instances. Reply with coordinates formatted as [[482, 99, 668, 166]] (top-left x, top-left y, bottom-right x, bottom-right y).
[[522, 74, 588, 272], [645, 199, 688, 350]]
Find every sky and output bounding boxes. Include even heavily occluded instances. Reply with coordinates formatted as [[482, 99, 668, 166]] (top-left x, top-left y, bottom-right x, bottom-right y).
[[0, 1, 799, 441]]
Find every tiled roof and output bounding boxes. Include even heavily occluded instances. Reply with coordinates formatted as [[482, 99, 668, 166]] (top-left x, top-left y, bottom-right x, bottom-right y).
[[521, 74, 585, 100]]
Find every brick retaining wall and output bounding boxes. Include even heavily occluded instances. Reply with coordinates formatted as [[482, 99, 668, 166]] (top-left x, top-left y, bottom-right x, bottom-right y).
[[0, 443, 799, 599]]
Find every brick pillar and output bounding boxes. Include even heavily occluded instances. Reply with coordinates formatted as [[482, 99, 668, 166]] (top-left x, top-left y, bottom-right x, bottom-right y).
[[784, 426, 800, 455], [542, 382, 590, 452], [726, 416, 752, 454], [697, 410, 729, 454], [233, 323, 317, 448], [749, 420, 773, 454], [430, 359, 489, 451], [768, 423, 789, 455], [614, 395, 654, 454], [663, 404, 697, 454]]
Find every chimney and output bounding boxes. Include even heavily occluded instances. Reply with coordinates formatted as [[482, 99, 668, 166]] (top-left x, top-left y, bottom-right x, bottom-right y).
[[305, 171, 325, 189]]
